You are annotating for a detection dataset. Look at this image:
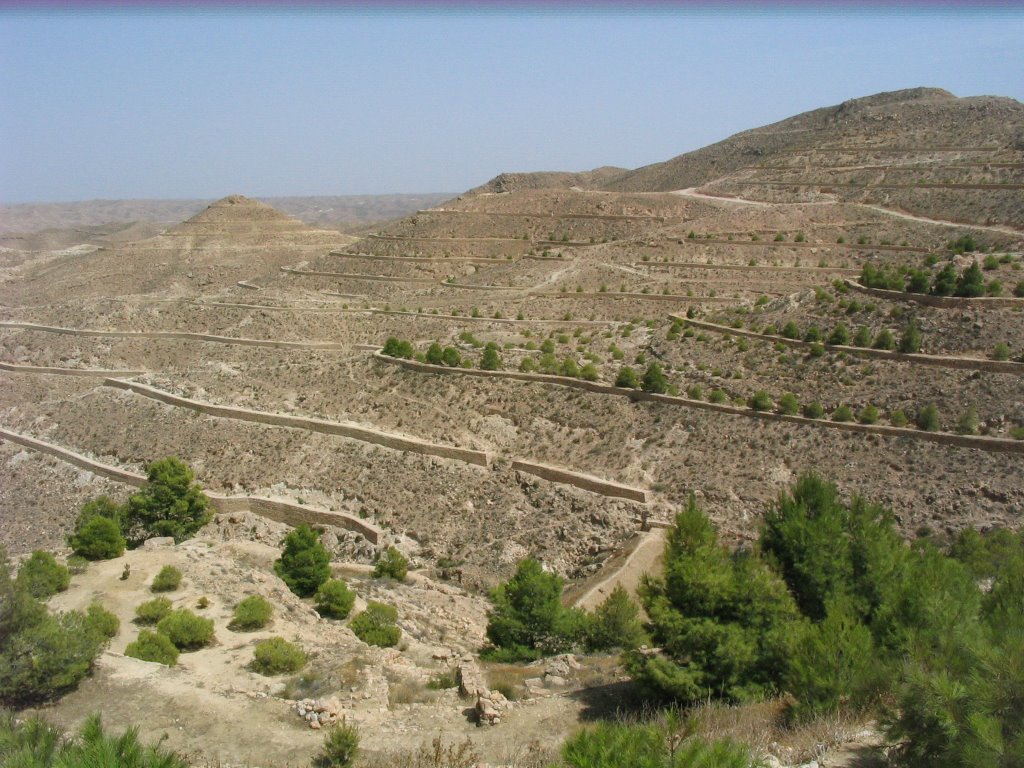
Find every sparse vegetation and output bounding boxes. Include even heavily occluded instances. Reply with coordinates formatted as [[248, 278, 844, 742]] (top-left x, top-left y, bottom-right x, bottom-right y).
[[315, 578, 356, 619], [230, 594, 274, 630], [150, 564, 182, 592], [252, 636, 307, 675], [350, 601, 401, 648], [373, 545, 410, 581], [275, 524, 331, 597]]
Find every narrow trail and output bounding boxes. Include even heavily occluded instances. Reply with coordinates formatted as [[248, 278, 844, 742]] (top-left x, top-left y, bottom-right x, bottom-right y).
[[574, 527, 666, 611], [859, 204, 1024, 236], [671, 188, 774, 207]]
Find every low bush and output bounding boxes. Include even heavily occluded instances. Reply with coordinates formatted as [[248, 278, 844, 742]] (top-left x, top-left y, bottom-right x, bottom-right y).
[[350, 602, 401, 648], [150, 565, 182, 593], [275, 524, 331, 597], [1, 549, 111, 705], [230, 595, 273, 631], [561, 721, 756, 768], [708, 389, 727, 404], [157, 609, 214, 651], [585, 584, 647, 652], [803, 401, 825, 419], [993, 342, 1010, 361], [316, 722, 360, 768], [0, 712, 188, 767], [890, 409, 909, 427], [315, 579, 356, 620], [373, 546, 409, 581], [85, 603, 119, 639], [748, 390, 773, 411], [16, 551, 70, 599], [614, 366, 639, 388], [641, 363, 668, 394], [125, 629, 179, 666], [135, 597, 173, 625], [832, 404, 854, 422], [251, 637, 307, 675], [68, 514, 125, 560], [915, 404, 940, 431], [858, 405, 879, 425], [778, 393, 799, 415]]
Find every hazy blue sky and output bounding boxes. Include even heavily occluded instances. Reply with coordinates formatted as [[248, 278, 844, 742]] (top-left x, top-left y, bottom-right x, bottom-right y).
[[1, 5, 1022, 202]]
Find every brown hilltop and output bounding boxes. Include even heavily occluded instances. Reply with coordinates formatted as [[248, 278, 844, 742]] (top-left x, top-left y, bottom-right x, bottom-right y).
[[0, 195, 355, 305]]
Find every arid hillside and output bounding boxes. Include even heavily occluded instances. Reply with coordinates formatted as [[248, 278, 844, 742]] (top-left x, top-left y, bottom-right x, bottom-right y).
[[1, 87, 1023, 767]]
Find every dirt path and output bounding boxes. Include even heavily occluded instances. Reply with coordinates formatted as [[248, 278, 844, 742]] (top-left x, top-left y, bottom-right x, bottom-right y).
[[671, 188, 774, 207], [574, 527, 666, 611], [859, 203, 1024, 236]]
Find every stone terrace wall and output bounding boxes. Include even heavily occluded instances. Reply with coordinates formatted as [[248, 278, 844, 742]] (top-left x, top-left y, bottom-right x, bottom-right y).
[[104, 379, 491, 468], [0, 427, 382, 543], [0, 322, 347, 350], [375, 354, 1024, 455], [678, 317, 1024, 375], [0, 361, 145, 377], [846, 280, 1024, 309]]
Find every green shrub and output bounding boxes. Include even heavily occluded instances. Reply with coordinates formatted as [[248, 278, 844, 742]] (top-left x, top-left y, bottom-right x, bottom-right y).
[[125, 629, 179, 666], [0, 712, 188, 767], [915, 404, 940, 432], [807, 342, 825, 358], [484, 559, 585, 660], [562, 721, 757, 768], [16, 551, 70, 599], [708, 389, 727, 404], [956, 406, 979, 436], [579, 363, 599, 382], [479, 342, 502, 371], [372, 546, 409, 581], [627, 496, 800, 703], [993, 342, 1010, 361], [898, 320, 922, 354], [156, 609, 214, 651], [832, 404, 854, 422], [519, 357, 537, 373], [316, 722, 360, 768], [230, 595, 273, 630], [441, 346, 461, 367], [1014, 280, 1024, 298], [828, 324, 850, 346], [350, 602, 401, 648], [686, 384, 703, 400], [890, 409, 909, 427], [68, 515, 125, 560], [778, 393, 799, 416], [748, 390, 772, 411], [641, 363, 668, 394], [424, 342, 444, 365], [561, 358, 579, 378], [150, 565, 182, 593], [858, 404, 879, 425], [781, 321, 800, 339], [274, 524, 331, 597], [954, 261, 985, 297], [585, 584, 646, 652], [134, 597, 173, 625], [873, 328, 895, 350], [853, 325, 872, 347], [614, 366, 639, 389], [803, 326, 822, 343], [251, 637, 307, 675], [315, 579, 356, 620], [803, 401, 825, 419], [0, 550, 109, 705], [931, 263, 957, 296], [85, 603, 119, 639], [122, 458, 211, 547]]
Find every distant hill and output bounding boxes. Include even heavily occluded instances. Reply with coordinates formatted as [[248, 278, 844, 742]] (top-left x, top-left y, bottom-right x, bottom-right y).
[[459, 88, 1024, 229], [467, 167, 629, 195], [600, 88, 1023, 193], [0, 193, 454, 240]]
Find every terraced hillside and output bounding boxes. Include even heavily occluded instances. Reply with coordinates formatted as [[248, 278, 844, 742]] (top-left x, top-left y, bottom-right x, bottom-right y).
[[1, 86, 1023, 766]]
